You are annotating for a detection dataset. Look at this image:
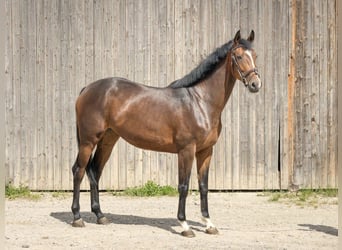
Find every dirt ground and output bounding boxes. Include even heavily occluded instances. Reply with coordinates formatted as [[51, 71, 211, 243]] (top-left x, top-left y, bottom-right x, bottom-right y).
[[5, 192, 338, 250]]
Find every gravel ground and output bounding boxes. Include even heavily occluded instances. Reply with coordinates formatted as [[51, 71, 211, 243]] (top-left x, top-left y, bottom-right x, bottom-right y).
[[5, 192, 338, 249]]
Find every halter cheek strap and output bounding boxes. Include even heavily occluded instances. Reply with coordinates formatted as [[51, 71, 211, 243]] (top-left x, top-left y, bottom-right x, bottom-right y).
[[231, 48, 259, 87]]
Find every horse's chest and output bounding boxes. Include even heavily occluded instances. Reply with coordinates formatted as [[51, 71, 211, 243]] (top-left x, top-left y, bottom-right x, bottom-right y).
[[197, 124, 221, 149]]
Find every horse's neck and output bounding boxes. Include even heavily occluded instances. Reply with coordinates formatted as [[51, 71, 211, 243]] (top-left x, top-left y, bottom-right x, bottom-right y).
[[192, 59, 236, 111]]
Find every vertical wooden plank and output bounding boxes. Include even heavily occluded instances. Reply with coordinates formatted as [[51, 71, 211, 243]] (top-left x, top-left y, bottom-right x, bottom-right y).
[[293, 0, 305, 189], [84, 0, 94, 84], [279, 0, 289, 190], [262, 0, 272, 189], [61, 0, 73, 190], [302, 0, 313, 188], [326, 0, 337, 187], [5, 0, 14, 185], [318, 0, 328, 188], [287, 0, 297, 190], [271, 0, 280, 190], [270, 0, 278, 190], [43, 0, 53, 189], [174, 0, 184, 81], [35, 0, 47, 189], [18, 0, 30, 187], [59, 0, 70, 190], [51, 0, 62, 190], [93, 0, 103, 81], [253, 0, 267, 190], [246, 0, 258, 190], [7, 0, 15, 185], [254, 0, 266, 190], [310, 0, 321, 188], [27, 0, 37, 189]]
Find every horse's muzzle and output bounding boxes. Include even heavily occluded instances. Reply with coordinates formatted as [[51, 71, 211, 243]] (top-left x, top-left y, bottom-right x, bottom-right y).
[[247, 78, 262, 93]]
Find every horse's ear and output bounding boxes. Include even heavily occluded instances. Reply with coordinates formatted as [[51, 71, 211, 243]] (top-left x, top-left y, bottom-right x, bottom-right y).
[[234, 30, 241, 44], [247, 30, 255, 42]]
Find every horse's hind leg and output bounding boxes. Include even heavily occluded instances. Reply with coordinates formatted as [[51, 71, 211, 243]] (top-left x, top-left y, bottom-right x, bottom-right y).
[[86, 129, 119, 224], [71, 142, 96, 227]]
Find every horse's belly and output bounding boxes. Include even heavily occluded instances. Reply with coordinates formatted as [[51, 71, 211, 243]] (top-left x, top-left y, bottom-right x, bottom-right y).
[[122, 135, 178, 153], [113, 125, 178, 153]]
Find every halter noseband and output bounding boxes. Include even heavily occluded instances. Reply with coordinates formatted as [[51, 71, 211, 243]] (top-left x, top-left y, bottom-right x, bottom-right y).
[[231, 46, 259, 87]]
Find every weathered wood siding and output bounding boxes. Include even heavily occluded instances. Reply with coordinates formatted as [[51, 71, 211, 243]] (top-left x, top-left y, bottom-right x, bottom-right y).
[[5, 0, 337, 190]]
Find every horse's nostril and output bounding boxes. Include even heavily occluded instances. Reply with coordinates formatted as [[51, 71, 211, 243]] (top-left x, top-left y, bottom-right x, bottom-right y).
[[251, 82, 258, 90], [248, 82, 259, 93]]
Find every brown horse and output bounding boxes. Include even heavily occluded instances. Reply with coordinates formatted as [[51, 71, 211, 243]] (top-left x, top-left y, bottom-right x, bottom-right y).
[[71, 30, 261, 237]]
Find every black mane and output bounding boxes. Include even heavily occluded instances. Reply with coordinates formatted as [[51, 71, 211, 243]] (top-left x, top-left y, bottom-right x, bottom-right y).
[[168, 39, 252, 89]]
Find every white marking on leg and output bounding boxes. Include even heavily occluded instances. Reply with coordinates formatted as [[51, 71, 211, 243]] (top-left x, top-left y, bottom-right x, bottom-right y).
[[245, 50, 255, 68], [179, 220, 190, 231], [202, 217, 216, 229]]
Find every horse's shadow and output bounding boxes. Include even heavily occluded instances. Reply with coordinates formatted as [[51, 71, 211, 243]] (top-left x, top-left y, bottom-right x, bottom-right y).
[[50, 211, 204, 235], [298, 224, 338, 236]]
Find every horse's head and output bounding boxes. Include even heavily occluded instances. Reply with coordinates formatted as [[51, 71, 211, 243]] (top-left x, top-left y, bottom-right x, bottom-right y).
[[230, 30, 261, 93]]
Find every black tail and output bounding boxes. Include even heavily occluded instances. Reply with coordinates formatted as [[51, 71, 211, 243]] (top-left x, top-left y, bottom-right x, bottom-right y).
[[75, 87, 85, 149], [79, 86, 86, 95], [76, 123, 80, 149]]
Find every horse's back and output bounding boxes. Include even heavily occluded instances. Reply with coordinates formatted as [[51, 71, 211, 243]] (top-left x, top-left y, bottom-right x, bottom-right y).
[[79, 77, 129, 95]]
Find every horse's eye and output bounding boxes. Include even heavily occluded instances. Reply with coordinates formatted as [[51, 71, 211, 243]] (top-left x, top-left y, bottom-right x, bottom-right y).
[[237, 55, 242, 60]]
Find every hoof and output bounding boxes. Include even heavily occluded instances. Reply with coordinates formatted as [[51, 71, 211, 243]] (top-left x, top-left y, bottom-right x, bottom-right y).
[[97, 216, 110, 225], [181, 230, 195, 238], [72, 218, 85, 227], [205, 227, 219, 235]]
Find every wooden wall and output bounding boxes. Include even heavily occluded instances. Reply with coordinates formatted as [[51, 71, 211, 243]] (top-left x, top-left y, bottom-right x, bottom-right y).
[[5, 0, 337, 190]]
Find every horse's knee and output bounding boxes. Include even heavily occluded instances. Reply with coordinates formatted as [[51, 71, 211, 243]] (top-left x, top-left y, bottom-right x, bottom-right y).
[[199, 182, 208, 194], [178, 184, 188, 192], [178, 184, 189, 196]]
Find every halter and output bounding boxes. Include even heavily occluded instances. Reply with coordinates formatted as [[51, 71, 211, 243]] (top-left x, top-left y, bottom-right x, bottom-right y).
[[231, 46, 259, 87]]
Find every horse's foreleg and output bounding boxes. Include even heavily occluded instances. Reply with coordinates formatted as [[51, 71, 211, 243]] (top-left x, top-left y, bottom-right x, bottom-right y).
[[87, 131, 119, 224], [196, 147, 219, 235], [71, 143, 94, 227], [177, 145, 196, 237]]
